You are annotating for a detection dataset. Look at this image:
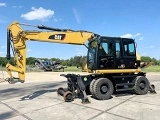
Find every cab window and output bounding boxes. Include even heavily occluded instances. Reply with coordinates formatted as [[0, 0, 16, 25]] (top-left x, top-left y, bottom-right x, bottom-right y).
[[123, 39, 136, 56], [116, 42, 121, 58], [99, 42, 114, 56]]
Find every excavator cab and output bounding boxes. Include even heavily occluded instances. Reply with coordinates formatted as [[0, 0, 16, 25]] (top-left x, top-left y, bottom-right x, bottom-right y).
[[87, 37, 138, 70]]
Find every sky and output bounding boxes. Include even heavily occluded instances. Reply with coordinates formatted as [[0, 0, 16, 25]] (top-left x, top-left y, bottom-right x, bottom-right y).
[[0, 0, 160, 60]]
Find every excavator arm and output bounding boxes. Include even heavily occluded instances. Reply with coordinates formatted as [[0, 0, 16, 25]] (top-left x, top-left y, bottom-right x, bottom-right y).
[[6, 21, 96, 83]]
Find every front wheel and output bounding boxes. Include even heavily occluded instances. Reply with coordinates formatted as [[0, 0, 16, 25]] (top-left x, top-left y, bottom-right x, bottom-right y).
[[133, 76, 149, 95], [92, 78, 114, 100]]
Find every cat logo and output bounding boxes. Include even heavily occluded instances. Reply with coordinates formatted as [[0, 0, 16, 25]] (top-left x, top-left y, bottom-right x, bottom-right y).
[[48, 34, 66, 40], [55, 35, 62, 40]]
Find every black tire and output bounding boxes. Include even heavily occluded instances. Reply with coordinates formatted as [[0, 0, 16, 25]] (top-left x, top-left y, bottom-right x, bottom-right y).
[[89, 79, 96, 97], [93, 78, 114, 100], [133, 76, 149, 95]]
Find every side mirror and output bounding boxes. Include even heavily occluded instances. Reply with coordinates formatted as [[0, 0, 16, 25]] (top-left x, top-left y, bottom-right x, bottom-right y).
[[135, 42, 137, 48]]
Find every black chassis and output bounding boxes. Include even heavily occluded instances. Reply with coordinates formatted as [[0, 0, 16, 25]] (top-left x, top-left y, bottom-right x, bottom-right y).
[[59, 72, 147, 103]]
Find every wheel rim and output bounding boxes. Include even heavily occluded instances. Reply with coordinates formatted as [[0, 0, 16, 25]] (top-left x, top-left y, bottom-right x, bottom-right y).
[[65, 93, 73, 101], [63, 91, 73, 102], [100, 84, 108, 94], [139, 81, 146, 90]]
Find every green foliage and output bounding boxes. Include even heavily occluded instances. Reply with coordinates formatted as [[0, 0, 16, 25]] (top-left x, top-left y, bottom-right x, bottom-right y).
[[0, 57, 14, 66], [26, 57, 36, 65], [141, 56, 152, 62], [0, 55, 160, 67], [141, 56, 160, 65]]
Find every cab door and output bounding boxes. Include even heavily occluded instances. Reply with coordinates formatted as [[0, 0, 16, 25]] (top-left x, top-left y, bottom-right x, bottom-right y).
[[98, 37, 115, 69], [114, 39, 124, 69], [122, 39, 137, 69]]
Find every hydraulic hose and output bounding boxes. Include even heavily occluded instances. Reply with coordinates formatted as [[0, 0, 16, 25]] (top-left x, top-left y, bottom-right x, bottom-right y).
[[6, 30, 11, 60]]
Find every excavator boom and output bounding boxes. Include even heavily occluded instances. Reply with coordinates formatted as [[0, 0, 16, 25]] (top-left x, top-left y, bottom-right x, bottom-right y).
[[6, 21, 96, 83]]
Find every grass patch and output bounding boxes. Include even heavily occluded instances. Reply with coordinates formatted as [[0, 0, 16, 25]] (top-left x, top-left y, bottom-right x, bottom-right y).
[[64, 66, 82, 72], [1, 66, 160, 72], [26, 66, 82, 72], [142, 65, 160, 72], [0, 66, 82, 72], [0, 67, 5, 71]]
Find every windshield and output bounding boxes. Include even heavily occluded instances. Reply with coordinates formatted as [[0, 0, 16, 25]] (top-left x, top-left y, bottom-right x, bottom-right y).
[[87, 41, 97, 69]]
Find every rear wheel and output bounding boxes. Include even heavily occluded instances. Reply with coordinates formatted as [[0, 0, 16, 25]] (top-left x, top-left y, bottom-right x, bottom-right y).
[[133, 76, 149, 95], [93, 78, 114, 100], [89, 79, 96, 97]]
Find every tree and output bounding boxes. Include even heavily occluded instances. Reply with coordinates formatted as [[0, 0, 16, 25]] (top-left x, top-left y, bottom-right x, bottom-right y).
[[141, 56, 160, 66], [26, 57, 36, 65], [151, 58, 158, 65], [0, 57, 14, 67], [141, 56, 152, 62]]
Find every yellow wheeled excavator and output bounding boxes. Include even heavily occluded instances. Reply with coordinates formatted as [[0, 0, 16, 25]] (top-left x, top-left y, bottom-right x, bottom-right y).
[[5, 21, 156, 103]]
